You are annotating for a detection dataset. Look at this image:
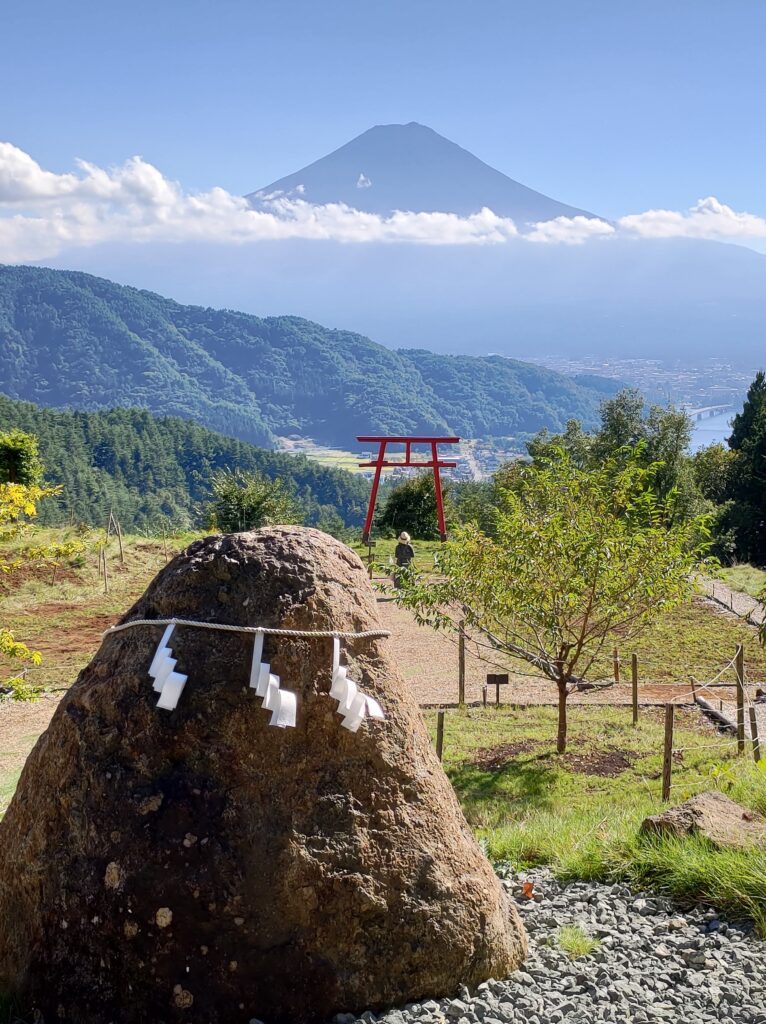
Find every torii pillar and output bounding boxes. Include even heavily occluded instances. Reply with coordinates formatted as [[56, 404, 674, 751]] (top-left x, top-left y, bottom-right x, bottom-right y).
[[357, 435, 460, 544]]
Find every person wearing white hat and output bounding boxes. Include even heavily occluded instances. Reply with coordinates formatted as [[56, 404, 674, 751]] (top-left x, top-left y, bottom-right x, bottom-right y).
[[393, 531, 415, 588]]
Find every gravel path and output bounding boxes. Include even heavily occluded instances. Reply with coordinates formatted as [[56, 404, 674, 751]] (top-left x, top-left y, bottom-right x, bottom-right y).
[[333, 868, 765, 1024], [701, 579, 764, 627], [715, 693, 766, 744]]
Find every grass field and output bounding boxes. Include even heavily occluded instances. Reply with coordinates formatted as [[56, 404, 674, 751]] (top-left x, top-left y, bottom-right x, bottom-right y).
[[278, 438, 372, 474], [608, 595, 766, 684], [426, 704, 766, 930], [720, 564, 766, 599]]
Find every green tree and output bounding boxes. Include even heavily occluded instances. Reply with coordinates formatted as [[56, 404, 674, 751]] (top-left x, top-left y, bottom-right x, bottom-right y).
[[449, 480, 499, 536], [0, 430, 44, 485], [730, 370, 766, 451], [376, 473, 448, 540], [0, 476, 58, 700], [724, 371, 766, 564], [394, 450, 708, 753], [527, 419, 593, 468], [692, 443, 736, 504], [528, 390, 701, 525], [207, 469, 303, 533]]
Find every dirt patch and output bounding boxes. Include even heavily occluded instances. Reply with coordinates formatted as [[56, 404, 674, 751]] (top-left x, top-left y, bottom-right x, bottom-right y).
[[10, 607, 116, 656], [376, 596, 704, 708], [0, 692, 61, 805], [559, 748, 637, 777], [0, 562, 81, 594], [36, 612, 115, 655], [471, 740, 541, 770]]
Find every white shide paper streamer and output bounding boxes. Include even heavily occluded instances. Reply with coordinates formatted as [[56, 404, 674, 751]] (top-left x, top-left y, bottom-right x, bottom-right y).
[[147, 624, 189, 711], [330, 638, 385, 732], [248, 629, 297, 728], [143, 622, 385, 730]]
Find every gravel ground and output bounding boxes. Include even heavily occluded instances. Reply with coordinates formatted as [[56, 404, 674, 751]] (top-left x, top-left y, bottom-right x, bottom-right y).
[[701, 579, 764, 627], [333, 868, 766, 1024], [716, 693, 766, 745]]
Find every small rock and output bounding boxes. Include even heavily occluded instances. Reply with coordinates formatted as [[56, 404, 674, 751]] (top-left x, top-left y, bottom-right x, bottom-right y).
[[155, 907, 172, 929]]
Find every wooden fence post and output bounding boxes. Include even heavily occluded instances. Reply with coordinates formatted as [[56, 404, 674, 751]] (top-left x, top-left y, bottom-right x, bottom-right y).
[[482, 684, 487, 707], [116, 517, 125, 566], [458, 620, 466, 706], [103, 550, 109, 595], [436, 709, 445, 761], [735, 644, 746, 755], [613, 647, 621, 684], [662, 703, 674, 802], [631, 654, 639, 727], [749, 706, 761, 763]]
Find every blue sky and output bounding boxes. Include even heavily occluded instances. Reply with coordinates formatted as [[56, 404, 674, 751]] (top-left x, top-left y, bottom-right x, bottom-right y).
[[3, 0, 765, 221]]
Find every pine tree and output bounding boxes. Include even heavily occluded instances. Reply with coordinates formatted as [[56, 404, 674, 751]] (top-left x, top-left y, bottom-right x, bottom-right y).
[[726, 371, 766, 563]]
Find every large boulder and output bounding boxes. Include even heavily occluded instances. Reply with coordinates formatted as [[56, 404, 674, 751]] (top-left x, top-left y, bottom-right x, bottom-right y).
[[641, 790, 766, 849], [0, 527, 525, 1023]]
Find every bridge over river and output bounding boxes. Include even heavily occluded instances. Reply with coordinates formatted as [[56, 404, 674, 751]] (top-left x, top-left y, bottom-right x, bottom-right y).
[[684, 403, 734, 421]]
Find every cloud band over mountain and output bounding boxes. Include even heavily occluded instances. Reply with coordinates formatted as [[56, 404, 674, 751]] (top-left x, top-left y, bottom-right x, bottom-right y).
[[1, 142, 766, 261]]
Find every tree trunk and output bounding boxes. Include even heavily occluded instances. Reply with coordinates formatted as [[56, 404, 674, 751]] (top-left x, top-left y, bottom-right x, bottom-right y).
[[556, 680, 568, 754]]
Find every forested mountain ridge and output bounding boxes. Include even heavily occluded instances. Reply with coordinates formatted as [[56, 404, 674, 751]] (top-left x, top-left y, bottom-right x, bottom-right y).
[[0, 265, 619, 446], [0, 395, 369, 531]]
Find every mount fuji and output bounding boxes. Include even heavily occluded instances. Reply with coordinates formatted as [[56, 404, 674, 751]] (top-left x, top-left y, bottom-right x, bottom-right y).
[[248, 121, 597, 225]]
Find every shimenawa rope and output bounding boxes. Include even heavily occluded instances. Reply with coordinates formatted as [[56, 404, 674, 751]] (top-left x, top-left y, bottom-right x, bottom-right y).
[[104, 617, 390, 641]]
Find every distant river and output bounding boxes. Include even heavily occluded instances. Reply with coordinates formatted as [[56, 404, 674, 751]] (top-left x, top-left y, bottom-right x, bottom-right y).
[[690, 411, 735, 452]]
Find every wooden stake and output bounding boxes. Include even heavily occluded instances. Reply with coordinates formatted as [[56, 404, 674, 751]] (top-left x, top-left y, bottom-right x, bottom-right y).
[[631, 654, 639, 727], [435, 709, 445, 761], [735, 644, 746, 755], [102, 550, 109, 595], [613, 647, 621, 684], [690, 676, 698, 703], [458, 620, 466, 706], [749, 706, 761, 763], [116, 518, 125, 566], [482, 684, 488, 707], [662, 703, 674, 802]]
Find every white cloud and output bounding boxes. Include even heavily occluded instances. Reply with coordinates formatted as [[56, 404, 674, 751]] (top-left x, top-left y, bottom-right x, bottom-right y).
[[619, 196, 766, 240], [1, 142, 765, 262], [0, 143, 525, 260], [525, 214, 615, 245]]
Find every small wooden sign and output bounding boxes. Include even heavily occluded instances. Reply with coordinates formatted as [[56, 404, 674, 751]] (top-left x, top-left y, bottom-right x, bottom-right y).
[[487, 673, 509, 706]]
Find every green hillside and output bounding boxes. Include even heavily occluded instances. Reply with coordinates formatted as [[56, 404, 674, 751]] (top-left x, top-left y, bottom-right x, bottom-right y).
[[0, 396, 369, 531], [0, 265, 619, 447]]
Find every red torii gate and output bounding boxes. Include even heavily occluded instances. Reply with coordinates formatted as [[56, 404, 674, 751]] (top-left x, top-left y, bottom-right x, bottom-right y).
[[357, 435, 460, 544]]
